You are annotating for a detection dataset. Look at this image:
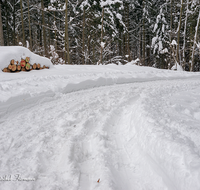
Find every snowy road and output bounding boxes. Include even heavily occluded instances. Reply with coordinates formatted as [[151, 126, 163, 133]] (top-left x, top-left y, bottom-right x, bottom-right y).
[[0, 77, 200, 190]]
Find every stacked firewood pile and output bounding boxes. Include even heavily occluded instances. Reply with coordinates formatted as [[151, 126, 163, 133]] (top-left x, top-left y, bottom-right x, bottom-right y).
[[2, 57, 49, 73]]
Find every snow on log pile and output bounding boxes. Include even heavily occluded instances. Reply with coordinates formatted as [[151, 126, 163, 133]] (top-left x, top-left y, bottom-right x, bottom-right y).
[[2, 58, 49, 72], [0, 46, 53, 73]]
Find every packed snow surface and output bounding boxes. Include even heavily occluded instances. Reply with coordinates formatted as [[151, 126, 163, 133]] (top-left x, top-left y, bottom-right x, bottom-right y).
[[0, 62, 200, 190]]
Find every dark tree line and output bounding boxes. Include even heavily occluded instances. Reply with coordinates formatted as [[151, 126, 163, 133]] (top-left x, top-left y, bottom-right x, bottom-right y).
[[0, 0, 199, 71]]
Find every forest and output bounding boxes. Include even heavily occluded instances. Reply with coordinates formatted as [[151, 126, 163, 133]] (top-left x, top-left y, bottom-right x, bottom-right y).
[[0, 0, 199, 71]]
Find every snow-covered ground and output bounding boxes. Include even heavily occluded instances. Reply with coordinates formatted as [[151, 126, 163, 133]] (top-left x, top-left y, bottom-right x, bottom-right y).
[[0, 49, 200, 189]]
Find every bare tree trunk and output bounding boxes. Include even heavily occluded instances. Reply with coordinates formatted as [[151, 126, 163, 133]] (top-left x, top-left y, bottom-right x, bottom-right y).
[[190, 11, 200, 71], [48, 13, 50, 48], [41, 0, 47, 56], [53, 12, 57, 51], [127, 4, 131, 62], [92, 33, 95, 64], [139, 26, 142, 64], [169, 0, 173, 68], [176, 0, 183, 64], [0, 3, 4, 46], [100, 7, 104, 64], [82, 7, 85, 65], [146, 34, 150, 66], [20, 0, 25, 46], [142, 1, 146, 66], [88, 34, 91, 65], [123, 32, 126, 59], [27, 0, 32, 51], [13, 0, 16, 45], [118, 30, 122, 56], [65, 0, 70, 64], [182, 0, 189, 69]]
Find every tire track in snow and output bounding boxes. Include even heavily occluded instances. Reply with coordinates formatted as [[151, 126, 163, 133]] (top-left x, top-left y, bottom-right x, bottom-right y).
[[0, 78, 200, 189], [127, 79, 200, 190], [0, 84, 138, 190]]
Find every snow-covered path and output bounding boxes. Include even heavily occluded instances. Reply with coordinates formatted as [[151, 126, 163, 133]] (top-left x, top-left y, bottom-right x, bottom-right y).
[[0, 76, 200, 190]]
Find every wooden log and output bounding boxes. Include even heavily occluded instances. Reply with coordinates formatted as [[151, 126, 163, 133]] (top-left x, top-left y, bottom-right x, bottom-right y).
[[3, 68, 11, 73], [21, 67, 26, 71], [17, 65, 21, 71], [8, 64, 12, 70], [42, 65, 46, 69], [37, 63, 40, 69], [20, 59, 26, 68], [3, 68, 8, 72], [11, 64, 17, 72], [25, 57, 30, 63], [25, 63, 31, 71], [45, 66, 49, 69], [10, 59, 15, 65], [32, 63, 37, 70]]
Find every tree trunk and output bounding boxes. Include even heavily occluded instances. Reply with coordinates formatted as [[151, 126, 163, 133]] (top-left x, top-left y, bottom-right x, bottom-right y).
[[65, 0, 70, 64], [169, 0, 173, 68], [142, 0, 146, 66], [92, 33, 95, 64], [118, 30, 122, 56], [182, 0, 189, 69], [4, 2, 9, 45], [0, 3, 4, 46], [139, 26, 142, 64], [27, 0, 32, 51], [41, 0, 47, 56], [142, 19, 145, 65], [127, 4, 131, 62], [13, 0, 16, 45], [82, 7, 85, 65], [190, 11, 200, 71], [100, 7, 104, 64], [20, 0, 25, 46], [176, 0, 183, 64], [54, 12, 57, 52], [146, 34, 151, 66], [123, 32, 126, 59]]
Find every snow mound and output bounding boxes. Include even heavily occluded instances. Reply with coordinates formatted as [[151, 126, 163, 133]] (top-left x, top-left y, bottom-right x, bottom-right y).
[[0, 46, 53, 71], [126, 58, 140, 65]]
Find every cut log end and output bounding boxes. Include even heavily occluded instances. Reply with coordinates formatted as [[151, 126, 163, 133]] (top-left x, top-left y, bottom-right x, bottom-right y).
[[20, 59, 26, 68], [26, 63, 31, 71], [17, 65, 21, 71], [11, 64, 17, 72], [25, 57, 30, 63], [10, 59, 15, 65], [33, 63, 37, 70], [3, 68, 8, 72], [37, 63, 41, 69], [8, 64, 12, 70]]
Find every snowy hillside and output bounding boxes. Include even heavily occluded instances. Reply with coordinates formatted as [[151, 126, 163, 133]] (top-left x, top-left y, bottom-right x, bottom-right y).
[[0, 50, 200, 190]]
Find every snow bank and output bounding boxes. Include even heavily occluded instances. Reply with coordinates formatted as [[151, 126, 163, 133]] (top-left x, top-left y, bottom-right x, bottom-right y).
[[0, 64, 200, 118], [0, 46, 53, 71]]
